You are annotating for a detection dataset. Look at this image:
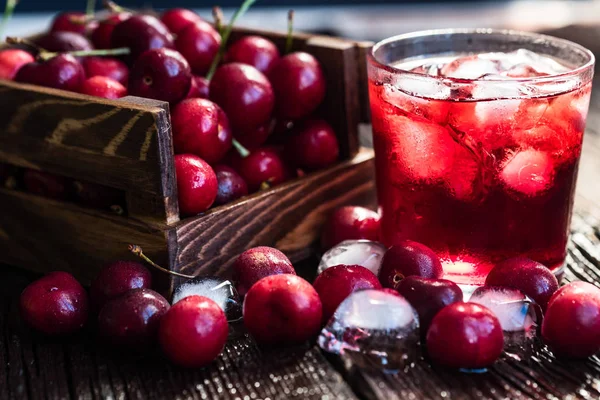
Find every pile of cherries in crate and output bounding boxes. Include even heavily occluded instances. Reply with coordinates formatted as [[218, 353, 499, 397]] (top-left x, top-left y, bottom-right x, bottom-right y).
[[19, 205, 600, 369], [0, 0, 340, 216]]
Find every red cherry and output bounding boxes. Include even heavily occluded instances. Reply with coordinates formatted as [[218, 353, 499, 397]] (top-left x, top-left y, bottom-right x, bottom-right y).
[[0, 49, 34, 80], [161, 8, 203, 35], [186, 75, 209, 99], [15, 54, 85, 92], [20, 271, 89, 334], [129, 48, 191, 104], [313, 264, 382, 322], [98, 288, 170, 349], [269, 52, 326, 119], [110, 15, 174, 61], [225, 35, 280, 75], [90, 261, 152, 311], [91, 12, 132, 49], [49, 12, 89, 35], [379, 241, 443, 289], [232, 147, 288, 192], [542, 281, 600, 358], [159, 295, 228, 368], [23, 169, 70, 200], [243, 274, 322, 344], [175, 21, 221, 76], [72, 180, 124, 211], [285, 119, 339, 170], [485, 257, 559, 311], [320, 206, 381, 250], [80, 76, 127, 99], [81, 57, 129, 86], [232, 246, 295, 296], [35, 31, 93, 53], [426, 302, 504, 369], [213, 164, 248, 206], [174, 154, 218, 216], [209, 63, 274, 132], [171, 98, 232, 164], [235, 119, 274, 150]]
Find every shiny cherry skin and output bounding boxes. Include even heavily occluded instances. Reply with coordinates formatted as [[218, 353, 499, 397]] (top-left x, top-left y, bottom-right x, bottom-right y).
[[80, 76, 127, 99], [232, 147, 288, 192], [161, 8, 203, 35], [313, 264, 382, 322], [98, 288, 170, 349], [110, 15, 174, 61], [91, 12, 131, 49], [235, 120, 273, 150], [225, 35, 280, 75], [90, 261, 152, 311], [72, 180, 124, 211], [269, 52, 326, 119], [159, 295, 228, 368], [175, 21, 220, 76], [210, 63, 274, 132], [81, 57, 129, 86], [213, 165, 249, 206], [426, 302, 503, 369], [15, 54, 85, 92], [186, 75, 210, 99], [20, 271, 89, 334], [35, 31, 93, 53], [171, 98, 232, 164], [129, 48, 191, 104], [243, 274, 322, 344], [542, 281, 600, 358], [379, 240, 443, 289], [232, 246, 295, 296], [174, 154, 218, 216], [0, 49, 34, 80], [23, 169, 70, 200], [485, 257, 559, 311], [50, 11, 90, 35], [320, 206, 381, 250], [285, 119, 339, 170], [396, 276, 463, 333]]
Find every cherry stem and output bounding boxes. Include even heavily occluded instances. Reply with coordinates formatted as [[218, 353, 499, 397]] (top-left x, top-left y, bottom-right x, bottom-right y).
[[0, 0, 18, 39], [285, 10, 295, 54], [232, 139, 250, 158], [6, 36, 44, 53], [129, 244, 196, 279], [86, 0, 96, 17], [259, 181, 270, 191], [212, 6, 224, 37], [103, 0, 131, 13], [205, 0, 257, 81], [37, 47, 130, 61]]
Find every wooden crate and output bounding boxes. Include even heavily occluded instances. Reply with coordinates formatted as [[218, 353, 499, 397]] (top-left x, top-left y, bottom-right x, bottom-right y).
[[0, 27, 375, 293]]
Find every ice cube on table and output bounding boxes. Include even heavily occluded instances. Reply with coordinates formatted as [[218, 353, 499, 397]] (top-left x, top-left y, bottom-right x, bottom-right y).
[[318, 290, 420, 370], [172, 277, 242, 322], [318, 240, 388, 276], [500, 149, 555, 197]]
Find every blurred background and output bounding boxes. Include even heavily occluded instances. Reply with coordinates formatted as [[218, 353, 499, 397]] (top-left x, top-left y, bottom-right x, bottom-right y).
[[3, 0, 600, 42]]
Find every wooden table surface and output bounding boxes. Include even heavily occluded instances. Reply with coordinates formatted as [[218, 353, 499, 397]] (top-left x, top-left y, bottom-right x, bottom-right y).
[[2, 25, 600, 400]]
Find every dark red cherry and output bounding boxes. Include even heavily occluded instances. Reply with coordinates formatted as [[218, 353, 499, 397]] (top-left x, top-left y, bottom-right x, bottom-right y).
[[269, 52, 326, 119], [285, 119, 339, 170], [35, 31, 93, 53], [186, 75, 210, 99], [161, 8, 203, 35], [49, 12, 89, 35], [72, 180, 125, 212], [235, 120, 274, 150], [110, 15, 174, 61], [175, 21, 221, 76], [209, 63, 274, 132], [320, 206, 381, 250], [171, 98, 232, 164], [81, 56, 129, 86], [90, 261, 152, 311], [129, 48, 191, 104], [91, 12, 131, 49], [0, 49, 34, 79], [174, 154, 218, 216], [213, 165, 248, 206], [80, 76, 127, 99], [22, 169, 70, 200], [379, 240, 443, 289], [232, 246, 295, 297], [16, 54, 85, 92], [232, 147, 288, 192], [225, 35, 280, 75]]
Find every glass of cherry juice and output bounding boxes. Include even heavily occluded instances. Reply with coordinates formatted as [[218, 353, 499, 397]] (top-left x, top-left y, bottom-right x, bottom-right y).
[[368, 29, 595, 285]]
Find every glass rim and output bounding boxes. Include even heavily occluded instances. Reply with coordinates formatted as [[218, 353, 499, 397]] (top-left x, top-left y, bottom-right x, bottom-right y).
[[368, 28, 596, 85]]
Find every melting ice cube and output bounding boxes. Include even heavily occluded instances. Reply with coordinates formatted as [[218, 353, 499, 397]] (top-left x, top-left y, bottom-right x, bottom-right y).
[[441, 55, 502, 79], [500, 149, 555, 197], [318, 240, 388, 276], [172, 277, 242, 322]]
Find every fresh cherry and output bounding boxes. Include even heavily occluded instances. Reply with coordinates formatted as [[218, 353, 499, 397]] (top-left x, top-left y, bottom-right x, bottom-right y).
[[426, 302, 503, 369], [161, 8, 204, 35], [485, 257, 559, 311], [91, 12, 131, 49], [235, 120, 273, 150], [320, 206, 381, 250], [49, 12, 89, 35], [159, 295, 228, 368], [171, 98, 232, 164], [313, 264, 382, 322], [0, 49, 34, 79], [225, 35, 280, 75], [542, 281, 600, 358], [98, 288, 170, 349], [89, 260, 152, 311], [213, 165, 248, 206], [285, 119, 339, 170], [174, 154, 218, 216], [243, 274, 322, 344], [379, 241, 443, 289], [82, 56, 129, 86], [15, 54, 85, 92], [209, 63, 274, 132], [269, 52, 326, 119], [35, 31, 93, 53], [232, 246, 295, 296], [129, 48, 191, 104], [80, 76, 127, 99], [396, 276, 463, 333], [175, 21, 220, 76], [232, 147, 288, 191], [22, 169, 70, 200], [186, 75, 209, 99], [110, 15, 174, 61], [20, 271, 89, 334]]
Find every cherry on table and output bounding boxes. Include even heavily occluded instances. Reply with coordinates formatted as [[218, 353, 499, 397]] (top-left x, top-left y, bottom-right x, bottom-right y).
[[213, 165, 248, 206], [110, 15, 174, 62], [175, 21, 221, 76], [225, 35, 280, 75], [320, 206, 381, 250], [161, 8, 204, 35], [35, 31, 93, 53], [49, 11, 90, 35], [15, 54, 85, 92], [20, 271, 89, 334], [186, 75, 210, 99], [80, 76, 127, 99], [89, 260, 152, 311], [232, 147, 288, 192], [171, 98, 232, 164], [22, 169, 70, 200], [0, 49, 34, 80], [174, 154, 218, 216], [284, 119, 339, 170], [81, 56, 129, 86], [232, 246, 295, 296], [91, 12, 132, 49], [128, 48, 191, 104], [379, 240, 443, 289]]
